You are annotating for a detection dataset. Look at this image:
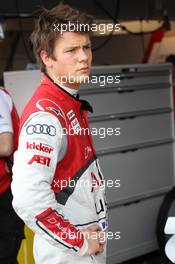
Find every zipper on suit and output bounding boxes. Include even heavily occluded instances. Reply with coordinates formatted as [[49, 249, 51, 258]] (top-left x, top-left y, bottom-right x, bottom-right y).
[[90, 255, 96, 263], [80, 109, 95, 156]]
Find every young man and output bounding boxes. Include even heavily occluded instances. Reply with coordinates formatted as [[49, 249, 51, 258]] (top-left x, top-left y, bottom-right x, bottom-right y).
[[11, 4, 107, 264], [0, 87, 24, 264]]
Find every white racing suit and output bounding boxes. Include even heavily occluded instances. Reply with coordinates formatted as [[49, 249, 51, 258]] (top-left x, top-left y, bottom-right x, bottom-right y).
[[11, 75, 108, 264]]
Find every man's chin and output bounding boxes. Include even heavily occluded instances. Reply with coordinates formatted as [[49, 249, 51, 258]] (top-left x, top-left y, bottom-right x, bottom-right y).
[[76, 74, 90, 84], [64, 73, 90, 86]]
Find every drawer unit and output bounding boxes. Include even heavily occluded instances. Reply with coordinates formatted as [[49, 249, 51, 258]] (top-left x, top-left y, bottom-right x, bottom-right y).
[[107, 195, 164, 264], [80, 64, 170, 90], [98, 143, 174, 206], [82, 74, 170, 89], [83, 88, 171, 118], [91, 112, 173, 151]]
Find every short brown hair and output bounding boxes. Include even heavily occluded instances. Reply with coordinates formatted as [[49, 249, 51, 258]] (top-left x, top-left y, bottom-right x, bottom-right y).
[[30, 3, 93, 71]]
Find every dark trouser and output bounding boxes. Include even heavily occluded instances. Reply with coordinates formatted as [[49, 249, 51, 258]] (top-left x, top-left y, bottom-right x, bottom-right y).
[[0, 187, 25, 264]]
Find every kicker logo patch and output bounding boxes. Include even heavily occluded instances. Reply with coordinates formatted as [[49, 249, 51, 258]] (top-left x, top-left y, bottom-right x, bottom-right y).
[[26, 142, 53, 154]]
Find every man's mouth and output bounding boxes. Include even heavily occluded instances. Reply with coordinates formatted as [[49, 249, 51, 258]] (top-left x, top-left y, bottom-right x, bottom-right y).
[[78, 67, 89, 71]]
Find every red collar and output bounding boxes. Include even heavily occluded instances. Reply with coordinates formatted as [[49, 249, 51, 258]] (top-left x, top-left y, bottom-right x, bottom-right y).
[[41, 74, 93, 113]]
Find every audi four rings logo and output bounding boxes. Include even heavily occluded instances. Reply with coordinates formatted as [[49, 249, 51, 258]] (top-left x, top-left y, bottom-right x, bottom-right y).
[[26, 124, 56, 136]]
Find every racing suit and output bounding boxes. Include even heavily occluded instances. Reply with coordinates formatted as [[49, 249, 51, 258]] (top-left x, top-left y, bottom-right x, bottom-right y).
[[11, 74, 107, 264]]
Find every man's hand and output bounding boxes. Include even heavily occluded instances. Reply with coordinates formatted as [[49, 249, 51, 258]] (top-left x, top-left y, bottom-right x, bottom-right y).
[[81, 224, 106, 256]]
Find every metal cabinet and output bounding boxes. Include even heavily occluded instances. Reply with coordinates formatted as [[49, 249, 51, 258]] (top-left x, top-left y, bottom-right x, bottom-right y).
[[80, 64, 174, 263]]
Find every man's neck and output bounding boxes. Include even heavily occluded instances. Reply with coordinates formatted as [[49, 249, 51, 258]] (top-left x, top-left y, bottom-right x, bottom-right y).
[[46, 71, 79, 97]]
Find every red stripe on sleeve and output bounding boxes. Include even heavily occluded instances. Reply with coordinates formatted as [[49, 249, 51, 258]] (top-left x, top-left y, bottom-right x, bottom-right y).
[[35, 208, 84, 248]]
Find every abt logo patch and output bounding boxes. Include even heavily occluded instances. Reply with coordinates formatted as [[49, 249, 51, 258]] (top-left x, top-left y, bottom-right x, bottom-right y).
[[28, 155, 51, 167]]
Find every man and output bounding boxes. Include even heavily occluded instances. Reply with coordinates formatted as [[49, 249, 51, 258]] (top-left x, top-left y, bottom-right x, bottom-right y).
[[11, 4, 107, 264], [0, 87, 24, 264]]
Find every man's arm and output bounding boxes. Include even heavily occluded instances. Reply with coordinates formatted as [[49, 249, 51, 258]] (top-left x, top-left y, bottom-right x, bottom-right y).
[[11, 111, 89, 255], [0, 91, 13, 157], [0, 132, 13, 157]]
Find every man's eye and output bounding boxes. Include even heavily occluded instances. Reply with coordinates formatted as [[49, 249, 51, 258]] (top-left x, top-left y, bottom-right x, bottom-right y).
[[67, 49, 74, 52]]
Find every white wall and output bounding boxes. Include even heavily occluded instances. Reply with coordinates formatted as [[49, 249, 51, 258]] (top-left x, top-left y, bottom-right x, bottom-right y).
[[3, 70, 42, 116]]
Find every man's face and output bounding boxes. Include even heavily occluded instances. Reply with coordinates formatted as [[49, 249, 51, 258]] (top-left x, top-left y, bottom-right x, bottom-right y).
[[47, 31, 92, 89]]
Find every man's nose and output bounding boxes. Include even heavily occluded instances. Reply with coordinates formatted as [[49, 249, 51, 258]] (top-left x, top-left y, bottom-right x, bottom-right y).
[[77, 49, 88, 62]]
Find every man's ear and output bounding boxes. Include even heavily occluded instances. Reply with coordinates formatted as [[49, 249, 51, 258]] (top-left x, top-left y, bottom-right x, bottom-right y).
[[40, 50, 53, 68]]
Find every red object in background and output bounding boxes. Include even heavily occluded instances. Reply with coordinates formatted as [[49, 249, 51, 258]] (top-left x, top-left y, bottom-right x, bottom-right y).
[[143, 30, 175, 114], [143, 30, 165, 63]]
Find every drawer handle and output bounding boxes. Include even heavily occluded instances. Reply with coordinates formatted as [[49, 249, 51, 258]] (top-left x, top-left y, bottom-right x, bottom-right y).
[[120, 148, 138, 154], [116, 89, 135, 93], [118, 116, 137, 120], [123, 200, 141, 206], [120, 76, 134, 80]]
